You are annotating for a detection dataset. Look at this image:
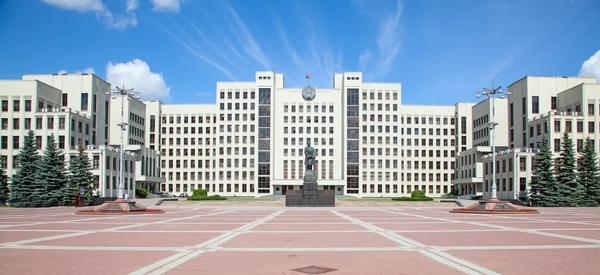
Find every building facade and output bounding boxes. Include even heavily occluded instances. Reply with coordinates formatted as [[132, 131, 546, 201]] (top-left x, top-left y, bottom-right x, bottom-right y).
[[109, 95, 164, 197], [479, 77, 600, 200], [146, 71, 471, 198], [0, 78, 136, 197]]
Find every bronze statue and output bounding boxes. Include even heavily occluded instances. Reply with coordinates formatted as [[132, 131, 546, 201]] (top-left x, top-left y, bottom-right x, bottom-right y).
[[304, 138, 316, 171]]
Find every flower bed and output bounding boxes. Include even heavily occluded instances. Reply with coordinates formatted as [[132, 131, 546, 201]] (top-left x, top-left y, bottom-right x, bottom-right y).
[[451, 208, 539, 214], [76, 208, 165, 215]]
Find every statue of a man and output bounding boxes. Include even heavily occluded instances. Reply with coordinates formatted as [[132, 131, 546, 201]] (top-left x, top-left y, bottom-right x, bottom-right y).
[[304, 138, 316, 171]]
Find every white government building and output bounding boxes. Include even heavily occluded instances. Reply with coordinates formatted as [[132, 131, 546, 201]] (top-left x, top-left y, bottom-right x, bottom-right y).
[[1, 72, 599, 199], [452, 75, 600, 201]]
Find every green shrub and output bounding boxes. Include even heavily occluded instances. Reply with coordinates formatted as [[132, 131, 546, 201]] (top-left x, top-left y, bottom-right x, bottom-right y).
[[192, 189, 208, 197], [411, 190, 426, 198], [187, 194, 227, 201], [392, 196, 434, 201], [135, 189, 148, 198]]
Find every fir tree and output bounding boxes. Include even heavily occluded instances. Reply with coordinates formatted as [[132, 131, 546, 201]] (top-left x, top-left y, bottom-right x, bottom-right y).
[[529, 138, 560, 207], [8, 130, 41, 207], [577, 137, 600, 207], [63, 144, 95, 205], [0, 156, 9, 205], [36, 135, 68, 207], [556, 132, 584, 207]]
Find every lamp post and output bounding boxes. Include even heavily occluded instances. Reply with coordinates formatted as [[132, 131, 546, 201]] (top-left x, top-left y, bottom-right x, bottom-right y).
[[476, 86, 510, 200], [107, 85, 140, 199]]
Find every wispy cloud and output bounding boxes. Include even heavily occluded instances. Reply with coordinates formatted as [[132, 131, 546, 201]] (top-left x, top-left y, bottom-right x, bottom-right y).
[[163, 1, 343, 88], [272, 12, 343, 88], [224, 2, 273, 70], [151, 0, 183, 13], [355, 0, 403, 79], [162, 27, 237, 80], [41, 0, 138, 30], [41, 0, 183, 30]]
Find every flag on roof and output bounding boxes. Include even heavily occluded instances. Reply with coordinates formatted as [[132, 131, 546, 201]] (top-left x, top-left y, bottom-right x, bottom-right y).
[[306, 73, 310, 79]]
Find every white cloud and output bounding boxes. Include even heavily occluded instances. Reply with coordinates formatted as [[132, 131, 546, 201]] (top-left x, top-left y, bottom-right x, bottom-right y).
[[225, 2, 272, 70], [579, 49, 600, 82], [57, 67, 96, 74], [41, 0, 141, 30], [82, 67, 96, 74], [151, 0, 183, 13], [41, 0, 105, 12], [358, 50, 371, 70], [374, 0, 402, 77], [195, 91, 213, 98], [105, 59, 170, 101]]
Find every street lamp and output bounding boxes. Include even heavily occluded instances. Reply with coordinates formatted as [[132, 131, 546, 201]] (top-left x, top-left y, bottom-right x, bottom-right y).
[[106, 85, 140, 199], [476, 86, 510, 200]]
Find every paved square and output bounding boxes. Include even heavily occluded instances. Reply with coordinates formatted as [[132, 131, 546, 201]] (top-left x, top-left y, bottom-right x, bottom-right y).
[[1, 204, 600, 275]]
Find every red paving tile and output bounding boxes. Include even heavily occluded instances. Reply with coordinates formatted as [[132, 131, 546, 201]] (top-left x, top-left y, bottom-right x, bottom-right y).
[[3, 206, 600, 274], [483, 221, 600, 229], [0, 231, 73, 244], [221, 232, 400, 248], [397, 231, 595, 246], [7, 222, 134, 231], [252, 223, 367, 231], [27, 232, 222, 247], [448, 249, 600, 275], [267, 219, 350, 224], [0, 249, 176, 274], [132, 223, 243, 231], [166, 251, 462, 275], [374, 222, 494, 231], [539, 229, 600, 240]]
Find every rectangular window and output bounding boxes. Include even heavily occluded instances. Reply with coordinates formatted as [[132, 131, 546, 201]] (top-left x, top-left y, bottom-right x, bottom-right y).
[[62, 93, 68, 107], [81, 93, 89, 111], [531, 96, 539, 114]]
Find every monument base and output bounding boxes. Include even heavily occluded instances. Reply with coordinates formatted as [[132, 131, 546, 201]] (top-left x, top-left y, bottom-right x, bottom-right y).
[[285, 189, 335, 207]]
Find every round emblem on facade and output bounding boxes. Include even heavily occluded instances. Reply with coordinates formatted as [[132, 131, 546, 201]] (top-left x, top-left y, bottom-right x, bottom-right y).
[[302, 86, 316, 101]]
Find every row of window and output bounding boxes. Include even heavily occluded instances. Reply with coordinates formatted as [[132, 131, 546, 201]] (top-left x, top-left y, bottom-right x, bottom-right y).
[[2, 117, 90, 134], [162, 158, 256, 169], [161, 115, 217, 124]]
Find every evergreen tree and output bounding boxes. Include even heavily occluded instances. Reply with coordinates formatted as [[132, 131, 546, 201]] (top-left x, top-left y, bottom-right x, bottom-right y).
[[577, 137, 600, 207], [63, 144, 95, 205], [0, 156, 9, 205], [36, 135, 68, 207], [8, 130, 41, 207], [556, 132, 584, 206], [529, 138, 560, 207]]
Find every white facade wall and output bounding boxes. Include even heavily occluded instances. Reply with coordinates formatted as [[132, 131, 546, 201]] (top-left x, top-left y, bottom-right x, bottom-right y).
[[481, 148, 536, 200], [506, 76, 596, 149], [472, 98, 509, 147], [109, 96, 146, 146], [158, 104, 222, 195], [21, 73, 112, 146], [452, 146, 492, 196], [0, 80, 92, 174], [84, 145, 136, 198]]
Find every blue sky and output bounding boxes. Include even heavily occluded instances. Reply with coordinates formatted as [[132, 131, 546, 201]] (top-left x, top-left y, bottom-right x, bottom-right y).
[[0, 0, 599, 105]]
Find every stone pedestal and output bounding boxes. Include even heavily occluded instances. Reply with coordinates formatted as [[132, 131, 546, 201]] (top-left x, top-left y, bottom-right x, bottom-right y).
[[286, 170, 335, 207]]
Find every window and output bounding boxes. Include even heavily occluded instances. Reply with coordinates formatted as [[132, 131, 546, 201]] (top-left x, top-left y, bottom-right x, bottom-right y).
[[531, 96, 539, 114], [62, 93, 68, 107], [81, 93, 89, 110]]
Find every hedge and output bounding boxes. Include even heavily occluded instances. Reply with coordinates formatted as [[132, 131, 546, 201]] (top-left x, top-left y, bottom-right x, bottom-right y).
[[187, 194, 227, 201], [392, 196, 434, 201], [392, 189, 433, 201]]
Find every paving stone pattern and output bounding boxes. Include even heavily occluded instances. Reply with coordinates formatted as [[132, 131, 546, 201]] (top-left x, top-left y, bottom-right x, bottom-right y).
[[1, 205, 600, 274]]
